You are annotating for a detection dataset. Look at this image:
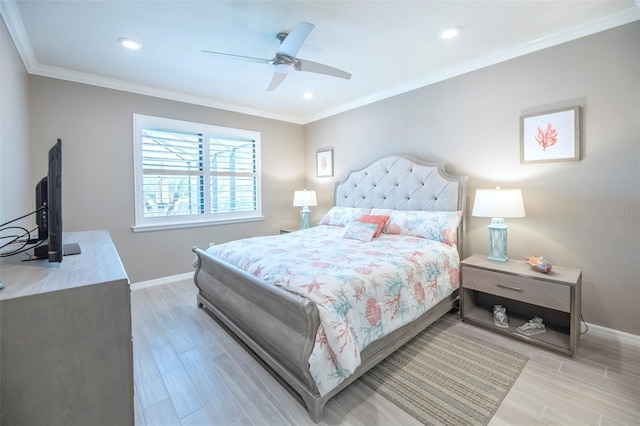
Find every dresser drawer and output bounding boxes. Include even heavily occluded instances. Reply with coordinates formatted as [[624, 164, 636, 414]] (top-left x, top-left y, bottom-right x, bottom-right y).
[[462, 266, 570, 312]]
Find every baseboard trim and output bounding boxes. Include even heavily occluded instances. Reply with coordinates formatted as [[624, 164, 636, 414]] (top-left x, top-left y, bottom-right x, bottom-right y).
[[130, 272, 193, 291], [585, 322, 640, 348]]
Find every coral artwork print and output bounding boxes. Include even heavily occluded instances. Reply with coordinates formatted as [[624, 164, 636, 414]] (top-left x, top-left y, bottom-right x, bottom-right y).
[[316, 149, 333, 177], [535, 123, 558, 150], [521, 106, 580, 163]]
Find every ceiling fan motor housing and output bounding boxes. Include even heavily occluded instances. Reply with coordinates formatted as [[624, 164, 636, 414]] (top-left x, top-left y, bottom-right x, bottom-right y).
[[272, 55, 299, 74]]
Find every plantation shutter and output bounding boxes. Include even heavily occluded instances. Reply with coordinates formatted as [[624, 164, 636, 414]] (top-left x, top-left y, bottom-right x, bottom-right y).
[[141, 129, 204, 218]]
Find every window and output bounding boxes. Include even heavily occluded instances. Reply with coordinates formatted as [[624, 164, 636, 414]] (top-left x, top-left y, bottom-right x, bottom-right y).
[[133, 114, 262, 231]]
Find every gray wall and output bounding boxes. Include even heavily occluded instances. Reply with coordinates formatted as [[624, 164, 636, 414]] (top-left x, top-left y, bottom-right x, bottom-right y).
[[2, 16, 638, 334], [0, 16, 31, 227], [304, 22, 640, 335], [27, 77, 304, 283]]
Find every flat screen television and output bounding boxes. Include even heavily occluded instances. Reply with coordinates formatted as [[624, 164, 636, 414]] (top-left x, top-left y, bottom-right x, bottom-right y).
[[32, 139, 80, 262]]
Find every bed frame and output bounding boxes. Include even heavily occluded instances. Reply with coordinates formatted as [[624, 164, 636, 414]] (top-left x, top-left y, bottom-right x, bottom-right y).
[[192, 155, 467, 422]]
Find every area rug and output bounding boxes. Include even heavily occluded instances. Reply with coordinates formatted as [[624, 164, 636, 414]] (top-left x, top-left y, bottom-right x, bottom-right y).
[[359, 318, 528, 425]]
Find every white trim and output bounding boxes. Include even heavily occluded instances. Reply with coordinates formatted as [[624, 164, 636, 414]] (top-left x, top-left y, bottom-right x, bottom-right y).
[[0, 0, 640, 125], [585, 322, 640, 348], [132, 114, 263, 231], [30, 63, 304, 124], [131, 215, 264, 233], [130, 272, 193, 290], [304, 6, 640, 124], [2, 1, 638, 124], [0, 0, 36, 72]]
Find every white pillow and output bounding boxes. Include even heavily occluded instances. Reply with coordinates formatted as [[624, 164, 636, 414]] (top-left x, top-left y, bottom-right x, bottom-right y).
[[319, 206, 371, 227], [385, 210, 463, 245], [342, 222, 378, 242]]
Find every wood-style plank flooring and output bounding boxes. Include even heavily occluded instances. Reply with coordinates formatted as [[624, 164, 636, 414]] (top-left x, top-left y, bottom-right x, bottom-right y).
[[131, 279, 640, 425]]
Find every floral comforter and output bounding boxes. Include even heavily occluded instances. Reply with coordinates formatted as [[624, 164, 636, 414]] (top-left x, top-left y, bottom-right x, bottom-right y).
[[206, 225, 460, 395]]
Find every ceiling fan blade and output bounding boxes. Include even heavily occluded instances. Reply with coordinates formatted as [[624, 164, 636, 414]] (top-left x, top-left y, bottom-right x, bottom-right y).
[[267, 73, 287, 91], [277, 21, 315, 58], [297, 59, 352, 80], [201, 50, 271, 64]]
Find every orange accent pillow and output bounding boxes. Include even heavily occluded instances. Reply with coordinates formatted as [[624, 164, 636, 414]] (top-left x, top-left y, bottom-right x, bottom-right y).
[[356, 215, 390, 238]]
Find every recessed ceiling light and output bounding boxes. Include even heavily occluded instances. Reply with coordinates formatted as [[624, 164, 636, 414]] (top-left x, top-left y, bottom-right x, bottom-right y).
[[118, 37, 141, 50], [440, 26, 462, 39], [303, 92, 314, 99]]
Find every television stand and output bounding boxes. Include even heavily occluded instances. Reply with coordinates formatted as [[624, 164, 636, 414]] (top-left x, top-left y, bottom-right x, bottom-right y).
[[26, 242, 81, 261], [0, 230, 133, 424]]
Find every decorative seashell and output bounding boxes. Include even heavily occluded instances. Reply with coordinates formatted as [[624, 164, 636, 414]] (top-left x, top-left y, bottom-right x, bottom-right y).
[[365, 297, 382, 325], [524, 256, 553, 274], [413, 282, 425, 305]]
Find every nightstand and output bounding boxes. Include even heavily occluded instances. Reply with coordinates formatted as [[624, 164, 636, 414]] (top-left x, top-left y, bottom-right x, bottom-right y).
[[460, 254, 582, 356]]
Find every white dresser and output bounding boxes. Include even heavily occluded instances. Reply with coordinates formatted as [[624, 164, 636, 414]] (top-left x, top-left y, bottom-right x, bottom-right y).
[[0, 230, 133, 425]]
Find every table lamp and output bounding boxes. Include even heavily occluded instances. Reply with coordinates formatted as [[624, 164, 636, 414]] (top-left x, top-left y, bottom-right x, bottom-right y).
[[293, 189, 317, 230], [472, 187, 525, 262]]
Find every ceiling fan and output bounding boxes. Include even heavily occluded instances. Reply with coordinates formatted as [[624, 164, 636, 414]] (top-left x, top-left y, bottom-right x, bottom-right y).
[[202, 21, 352, 91]]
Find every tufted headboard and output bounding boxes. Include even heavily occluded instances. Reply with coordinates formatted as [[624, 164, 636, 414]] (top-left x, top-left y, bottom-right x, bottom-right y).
[[335, 155, 467, 253]]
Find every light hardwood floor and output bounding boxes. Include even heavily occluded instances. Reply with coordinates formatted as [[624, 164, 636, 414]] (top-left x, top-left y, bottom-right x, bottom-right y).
[[131, 279, 640, 426]]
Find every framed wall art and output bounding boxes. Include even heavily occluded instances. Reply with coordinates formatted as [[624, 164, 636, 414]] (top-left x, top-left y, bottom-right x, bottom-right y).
[[316, 149, 334, 177], [520, 106, 581, 164]]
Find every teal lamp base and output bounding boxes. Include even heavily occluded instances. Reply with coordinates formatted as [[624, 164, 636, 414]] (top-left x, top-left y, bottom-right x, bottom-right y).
[[487, 218, 508, 262], [299, 208, 311, 230]]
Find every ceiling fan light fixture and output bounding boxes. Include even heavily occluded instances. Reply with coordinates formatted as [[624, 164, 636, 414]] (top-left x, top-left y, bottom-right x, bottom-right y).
[[118, 37, 141, 50], [440, 26, 462, 39], [273, 62, 296, 74]]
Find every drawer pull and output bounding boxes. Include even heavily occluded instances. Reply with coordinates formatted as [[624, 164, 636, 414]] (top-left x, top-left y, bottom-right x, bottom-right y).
[[496, 284, 524, 292]]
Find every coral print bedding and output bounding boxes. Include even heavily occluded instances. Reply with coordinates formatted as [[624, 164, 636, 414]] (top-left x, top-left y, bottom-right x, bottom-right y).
[[206, 224, 460, 395]]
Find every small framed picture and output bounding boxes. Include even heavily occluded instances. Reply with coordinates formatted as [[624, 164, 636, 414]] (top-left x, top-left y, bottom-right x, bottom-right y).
[[520, 106, 581, 164], [316, 149, 334, 177]]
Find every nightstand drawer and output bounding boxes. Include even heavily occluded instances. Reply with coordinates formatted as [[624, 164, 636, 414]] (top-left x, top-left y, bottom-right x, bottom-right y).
[[462, 267, 570, 312]]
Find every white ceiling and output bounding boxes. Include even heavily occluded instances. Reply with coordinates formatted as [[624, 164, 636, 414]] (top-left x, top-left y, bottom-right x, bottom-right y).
[[2, 1, 639, 124]]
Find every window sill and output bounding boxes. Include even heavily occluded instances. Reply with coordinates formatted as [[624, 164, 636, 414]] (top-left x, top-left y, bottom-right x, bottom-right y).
[[131, 216, 265, 233]]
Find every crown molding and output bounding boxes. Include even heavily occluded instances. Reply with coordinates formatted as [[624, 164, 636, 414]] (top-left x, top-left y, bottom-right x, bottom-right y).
[[303, 4, 640, 124], [3, 0, 638, 125], [28, 63, 304, 124], [0, 0, 302, 124], [0, 0, 36, 72]]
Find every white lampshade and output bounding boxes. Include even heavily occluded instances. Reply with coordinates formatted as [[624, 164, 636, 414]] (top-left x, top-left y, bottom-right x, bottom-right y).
[[472, 188, 525, 263], [472, 188, 526, 218], [293, 190, 318, 208]]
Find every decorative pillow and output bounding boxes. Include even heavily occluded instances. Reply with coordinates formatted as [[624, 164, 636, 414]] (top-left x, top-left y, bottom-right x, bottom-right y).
[[356, 214, 390, 237], [370, 208, 396, 233], [319, 206, 371, 227], [385, 210, 463, 245], [342, 222, 378, 242], [370, 208, 395, 216]]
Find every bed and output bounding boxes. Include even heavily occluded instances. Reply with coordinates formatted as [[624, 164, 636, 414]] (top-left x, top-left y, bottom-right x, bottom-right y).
[[192, 155, 467, 422]]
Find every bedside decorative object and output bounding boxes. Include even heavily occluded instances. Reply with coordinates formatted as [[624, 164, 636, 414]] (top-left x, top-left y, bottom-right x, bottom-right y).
[[525, 256, 553, 273], [493, 305, 509, 328], [520, 106, 581, 164], [472, 187, 526, 262], [517, 316, 547, 335], [293, 189, 317, 230]]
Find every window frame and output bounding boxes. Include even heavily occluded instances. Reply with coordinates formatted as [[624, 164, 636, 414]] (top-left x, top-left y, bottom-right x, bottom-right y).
[[132, 114, 263, 232]]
